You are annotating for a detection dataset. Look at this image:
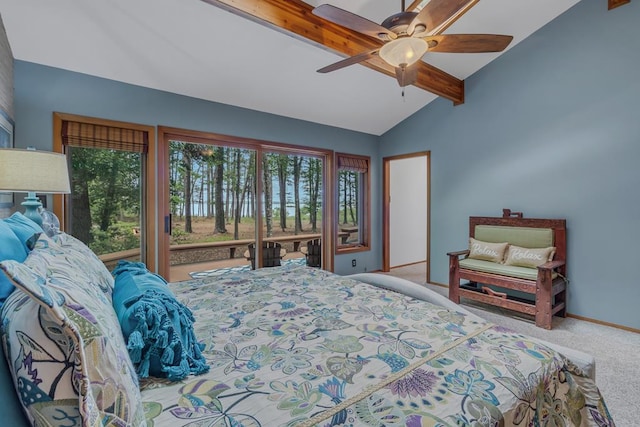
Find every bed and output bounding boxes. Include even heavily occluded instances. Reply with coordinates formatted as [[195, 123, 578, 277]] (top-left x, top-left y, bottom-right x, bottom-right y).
[[0, 229, 614, 426]]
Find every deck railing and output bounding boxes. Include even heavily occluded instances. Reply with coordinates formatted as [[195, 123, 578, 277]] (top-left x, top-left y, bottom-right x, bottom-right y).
[[99, 233, 321, 269]]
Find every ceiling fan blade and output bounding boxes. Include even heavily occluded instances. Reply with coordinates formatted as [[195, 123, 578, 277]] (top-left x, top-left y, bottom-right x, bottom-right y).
[[425, 34, 513, 53], [312, 4, 396, 40], [317, 50, 379, 74], [395, 63, 419, 87], [409, 0, 479, 35]]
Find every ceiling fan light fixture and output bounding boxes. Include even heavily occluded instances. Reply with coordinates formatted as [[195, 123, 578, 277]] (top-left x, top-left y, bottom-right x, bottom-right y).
[[379, 37, 428, 67], [412, 23, 427, 35]]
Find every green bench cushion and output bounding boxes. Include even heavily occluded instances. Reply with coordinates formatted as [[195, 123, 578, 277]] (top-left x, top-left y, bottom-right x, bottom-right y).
[[475, 225, 553, 248], [459, 258, 556, 281]]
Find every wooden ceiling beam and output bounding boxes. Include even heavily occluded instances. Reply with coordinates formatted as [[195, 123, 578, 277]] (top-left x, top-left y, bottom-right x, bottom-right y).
[[608, 0, 630, 10], [201, 0, 464, 104]]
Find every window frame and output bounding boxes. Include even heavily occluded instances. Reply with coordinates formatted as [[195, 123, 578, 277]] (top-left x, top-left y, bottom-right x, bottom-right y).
[[157, 126, 336, 277], [52, 112, 157, 271], [335, 152, 370, 254]]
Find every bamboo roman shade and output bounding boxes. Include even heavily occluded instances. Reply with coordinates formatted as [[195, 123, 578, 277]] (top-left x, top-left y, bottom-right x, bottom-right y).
[[61, 121, 149, 153], [337, 154, 368, 173]]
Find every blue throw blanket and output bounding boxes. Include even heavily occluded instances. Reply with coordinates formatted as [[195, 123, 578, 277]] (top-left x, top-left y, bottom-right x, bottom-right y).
[[112, 261, 209, 381]]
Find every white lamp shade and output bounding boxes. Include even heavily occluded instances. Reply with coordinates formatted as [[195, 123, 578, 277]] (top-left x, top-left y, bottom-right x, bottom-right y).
[[379, 37, 429, 67], [0, 148, 71, 193]]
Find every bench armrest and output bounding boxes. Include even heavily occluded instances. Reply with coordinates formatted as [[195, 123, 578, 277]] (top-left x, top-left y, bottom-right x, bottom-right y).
[[447, 249, 469, 258], [537, 259, 565, 271]]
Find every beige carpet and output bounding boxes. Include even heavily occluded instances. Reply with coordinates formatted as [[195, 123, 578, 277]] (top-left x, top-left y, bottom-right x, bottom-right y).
[[384, 263, 639, 426]]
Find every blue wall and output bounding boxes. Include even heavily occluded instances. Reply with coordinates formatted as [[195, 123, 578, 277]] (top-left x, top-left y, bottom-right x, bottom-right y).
[[380, 0, 640, 329], [13, 61, 381, 275]]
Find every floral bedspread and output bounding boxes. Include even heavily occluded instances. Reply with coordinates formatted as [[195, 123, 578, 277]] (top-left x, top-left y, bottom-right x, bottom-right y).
[[140, 265, 614, 426]]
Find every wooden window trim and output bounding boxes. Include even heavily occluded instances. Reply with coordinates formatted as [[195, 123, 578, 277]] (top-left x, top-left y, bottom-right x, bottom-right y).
[[335, 152, 370, 254], [52, 112, 156, 272]]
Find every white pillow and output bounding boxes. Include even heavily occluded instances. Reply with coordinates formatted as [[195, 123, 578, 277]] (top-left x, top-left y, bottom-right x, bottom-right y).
[[468, 238, 508, 263], [504, 245, 556, 268]]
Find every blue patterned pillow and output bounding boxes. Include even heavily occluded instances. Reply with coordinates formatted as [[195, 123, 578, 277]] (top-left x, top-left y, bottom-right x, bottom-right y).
[[0, 221, 29, 304], [2, 212, 43, 251], [0, 234, 146, 426]]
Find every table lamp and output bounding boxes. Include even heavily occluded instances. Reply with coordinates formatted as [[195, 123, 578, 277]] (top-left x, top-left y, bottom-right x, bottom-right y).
[[0, 148, 71, 226]]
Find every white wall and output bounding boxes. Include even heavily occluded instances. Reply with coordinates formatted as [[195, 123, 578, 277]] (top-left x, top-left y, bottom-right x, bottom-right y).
[[389, 156, 427, 267]]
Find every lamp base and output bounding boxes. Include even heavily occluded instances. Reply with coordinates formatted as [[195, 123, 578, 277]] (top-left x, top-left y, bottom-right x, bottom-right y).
[[21, 192, 43, 226]]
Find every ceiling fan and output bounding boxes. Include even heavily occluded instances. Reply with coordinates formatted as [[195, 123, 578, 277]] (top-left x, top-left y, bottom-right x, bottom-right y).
[[312, 0, 513, 87]]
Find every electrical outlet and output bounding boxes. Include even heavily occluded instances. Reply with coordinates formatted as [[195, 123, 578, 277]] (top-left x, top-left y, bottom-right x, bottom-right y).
[[352, 259, 357, 267]]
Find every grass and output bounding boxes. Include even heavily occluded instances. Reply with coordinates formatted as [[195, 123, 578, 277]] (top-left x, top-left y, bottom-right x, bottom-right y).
[[90, 215, 333, 253], [170, 216, 323, 245]]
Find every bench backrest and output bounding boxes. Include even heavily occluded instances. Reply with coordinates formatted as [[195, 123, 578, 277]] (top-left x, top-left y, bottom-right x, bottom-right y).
[[469, 215, 566, 262], [475, 225, 554, 248]]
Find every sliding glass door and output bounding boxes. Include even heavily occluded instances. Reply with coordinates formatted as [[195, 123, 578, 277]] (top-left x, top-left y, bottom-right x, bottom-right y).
[[159, 128, 333, 281], [259, 151, 324, 268], [165, 140, 256, 280]]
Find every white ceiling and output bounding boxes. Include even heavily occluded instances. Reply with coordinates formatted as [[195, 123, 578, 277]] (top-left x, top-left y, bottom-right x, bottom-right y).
[[1, 0, 580, 135]]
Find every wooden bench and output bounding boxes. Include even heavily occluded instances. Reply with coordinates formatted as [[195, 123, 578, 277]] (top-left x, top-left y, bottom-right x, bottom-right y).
[[170, 239, 255, 261], [447, 210, 567, 329], [171, 234, 321, 261]]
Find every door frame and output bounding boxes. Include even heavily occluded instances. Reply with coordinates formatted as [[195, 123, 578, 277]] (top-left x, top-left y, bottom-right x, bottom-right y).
[[382, 151, 430, 282]]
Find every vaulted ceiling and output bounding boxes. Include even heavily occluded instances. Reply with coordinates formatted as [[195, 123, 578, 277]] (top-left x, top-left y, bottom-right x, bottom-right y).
[[1, 0, 619, 135]]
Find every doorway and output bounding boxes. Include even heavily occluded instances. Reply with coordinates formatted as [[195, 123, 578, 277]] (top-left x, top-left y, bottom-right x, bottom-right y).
[[382, 152, 430, 282]]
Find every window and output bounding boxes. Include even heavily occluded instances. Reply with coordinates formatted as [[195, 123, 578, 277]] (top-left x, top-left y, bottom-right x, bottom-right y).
[[53, 113, 156, 271], [336, 153, 370, 253]]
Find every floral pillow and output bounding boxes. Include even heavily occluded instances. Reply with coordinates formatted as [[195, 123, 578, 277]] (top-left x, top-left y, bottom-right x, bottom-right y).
[[51, 232, 115, 298], [1, 291, 81, 425], [0, 234, 146, 427]]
